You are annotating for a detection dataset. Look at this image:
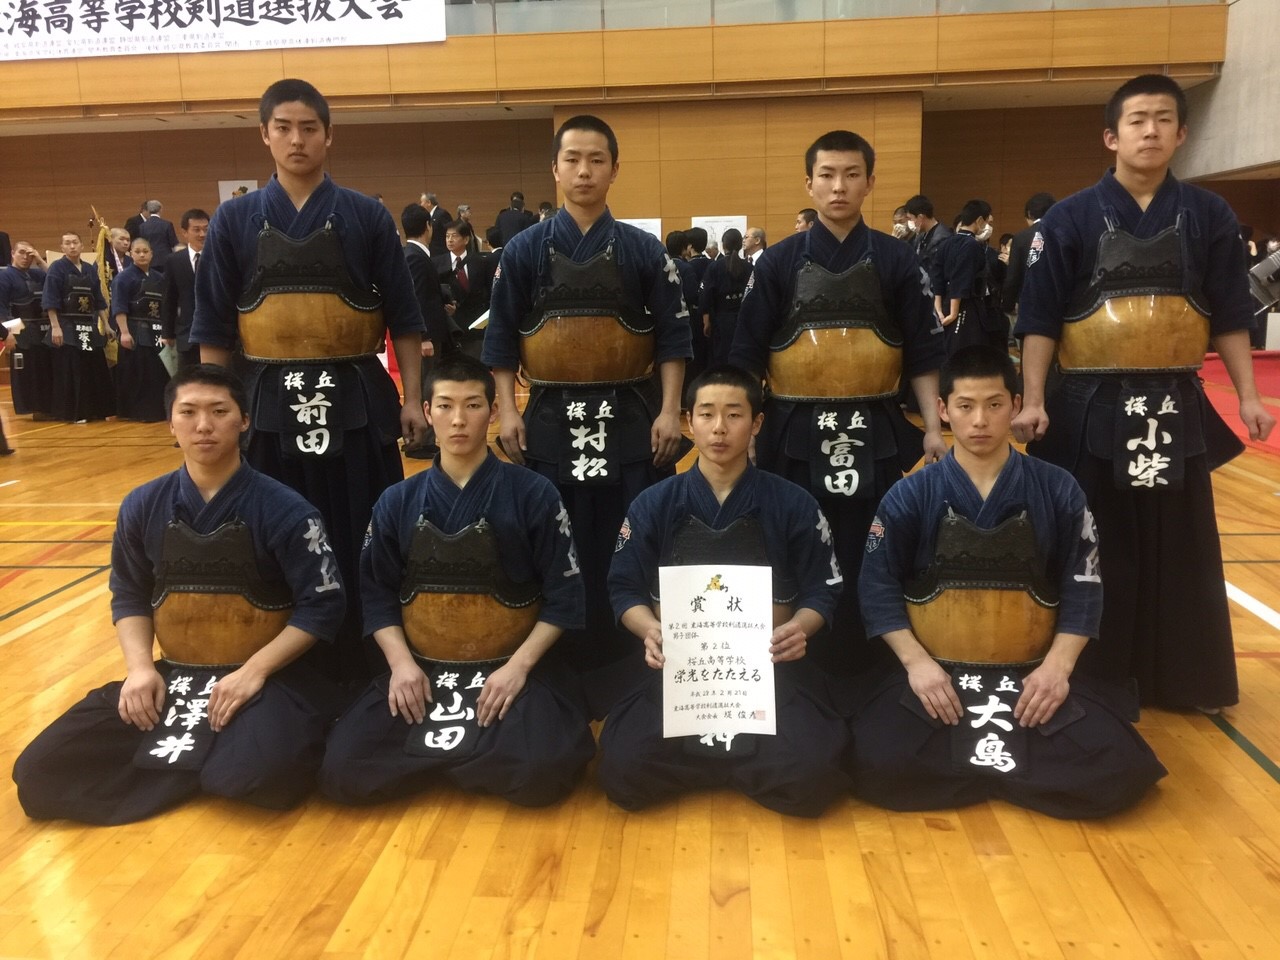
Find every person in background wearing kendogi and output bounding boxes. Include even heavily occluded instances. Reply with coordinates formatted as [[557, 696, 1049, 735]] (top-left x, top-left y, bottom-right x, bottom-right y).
[[13, 365, 344, 824], [699, 228, 752, 369], [854, 345, 1166, 818], [110, 237, 170, 423], [1012, 74, 1275, 713], [320, 355, 594, 807], [43, 230, 115, 423], [191, 78, 428, 685], [1, 240, 54, 421]]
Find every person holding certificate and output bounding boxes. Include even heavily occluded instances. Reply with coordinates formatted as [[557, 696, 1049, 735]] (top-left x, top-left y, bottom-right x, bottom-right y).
[[600, 365, 851, 817]]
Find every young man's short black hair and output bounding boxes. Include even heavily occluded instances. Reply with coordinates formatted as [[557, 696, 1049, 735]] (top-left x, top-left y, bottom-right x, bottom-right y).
[[486, 226, 503, 248], [804, 130, 876, 178], [401, 203, 429, 239], [999, 233, 1015, 248], [1023, 192, 1055, 221], [1104, 74, 1187, 133], [797, 208, 818, 225], [665, 230, 689, 259], [510, 191, 525, 209], [957, 199, 992, 227], [685, 226, 708, 253], [553, 115, 619, 164], [904, 195, 934, 218], [180, 208, 210, 230], [259, 78, 330, 131], [687, 364, 764, 418], [165, 363, 250, 418], [425, 354, 496, 406], [939, 345, 1018, 402]]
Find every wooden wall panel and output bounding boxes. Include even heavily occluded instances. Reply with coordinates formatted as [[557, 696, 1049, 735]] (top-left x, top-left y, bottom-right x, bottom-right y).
[[328, 124, 427, 180], [1051, 8, 1171, 69], [823, 17, 938, 78], [713, 23, 825, 83], [76, 55, 183, 106], [280, 47, 392, 97], [603, 28, 713, 88], [659, 101, 757, 162], [494, 34, 605, 91], [938, 12, 1053, 74], [603, 159, 662, 220], [177, 50, 286, 102], [1169, 4, 1229, 64], [387, 38, 498, 95], [764, 97, 876, 160]]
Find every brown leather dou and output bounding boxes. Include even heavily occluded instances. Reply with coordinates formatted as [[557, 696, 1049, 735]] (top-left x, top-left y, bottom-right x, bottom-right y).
[[154, 594, 291, 665], [402, 594, 540, 662], [521, 315, 653, 384], [907, 589, 1056, 666], [768, 327, 902, 400], [240, 293, 384, 360], [1059, 295, 1208, 373]]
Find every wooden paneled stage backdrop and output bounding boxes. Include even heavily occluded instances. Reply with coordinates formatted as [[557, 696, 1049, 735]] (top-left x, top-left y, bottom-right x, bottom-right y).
[[1, 382, 1278, 960]]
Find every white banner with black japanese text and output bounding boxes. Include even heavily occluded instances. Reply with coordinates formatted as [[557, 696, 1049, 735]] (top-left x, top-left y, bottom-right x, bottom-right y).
[[2, 0, 444, 61], [659, 563, 775, 740]]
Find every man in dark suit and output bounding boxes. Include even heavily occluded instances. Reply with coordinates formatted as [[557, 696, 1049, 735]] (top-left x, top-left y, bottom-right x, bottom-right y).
[[434, 221, 494, 357], [138, 201, 179, 266], [1001, 192, 1055, 314], [495, 191, 536, 246], [401, 203, 455, 459], [160, 208, 210, 370], [123, 203, 147, 241], [420, 192, 452, 257]]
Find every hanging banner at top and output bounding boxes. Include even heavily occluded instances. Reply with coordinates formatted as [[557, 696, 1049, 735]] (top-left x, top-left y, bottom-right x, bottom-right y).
[[1, 0, 445, 61]]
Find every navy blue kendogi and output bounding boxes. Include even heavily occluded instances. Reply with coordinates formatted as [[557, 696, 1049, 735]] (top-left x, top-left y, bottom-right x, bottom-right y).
[[600, 463, 851, 817], [191, 174, 423, 675], [855, 449, 1166, 818], [110, 263, 170, 422], [43, 255, 114, 422], [0, 262, 53, 417], [729, 219, 943, 673], [13, 462, 344, 825], [1015, 170, 1253, 708], [483, 208, 691, 672], [320, 452, 594, 807]]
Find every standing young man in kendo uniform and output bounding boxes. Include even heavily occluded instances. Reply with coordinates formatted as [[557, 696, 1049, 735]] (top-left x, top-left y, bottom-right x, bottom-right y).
[[191, 79, 428, 682], [13, 365, 344, 825], [482, 114, 691, 682], [599, 365, 851, 817], [729, 130, 947, 676], [320, 355, 594, 807], [854, 346, 1166, 818], [110, 237, 170, 423], [43, 231, 115, 423], [1, 240, 54, 420], [1012, 75, 1275, 712]]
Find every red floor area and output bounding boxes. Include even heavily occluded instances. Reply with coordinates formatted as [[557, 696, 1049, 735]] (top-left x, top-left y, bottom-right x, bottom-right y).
[[1202, 351, 1280, 456]]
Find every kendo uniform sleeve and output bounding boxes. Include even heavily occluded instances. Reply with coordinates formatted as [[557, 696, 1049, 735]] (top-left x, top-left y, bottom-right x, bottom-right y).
[[728, 252, 783, 378], [524, 479, 586, 632], [606, 485, 664, 622], [257, 484, 346, 642], [856, 482, 921, 639], [481, 230, 538, 371], [359, 481, 412, 637], [109, 481, 163, 623]]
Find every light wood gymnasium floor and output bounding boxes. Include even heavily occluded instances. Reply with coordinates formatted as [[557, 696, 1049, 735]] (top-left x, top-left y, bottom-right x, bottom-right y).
[[1, 388, 1278, 960]]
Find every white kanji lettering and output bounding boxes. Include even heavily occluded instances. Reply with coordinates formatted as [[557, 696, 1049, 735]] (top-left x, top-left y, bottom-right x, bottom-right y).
[[168, 675, 193, 695], [149, 733, 197, 764], [315, 553, 341, 594], [315, 370, 336, 388], [570, 455, 608, 481], [78, 330, 92, 351], [823, 469, 860, 497], [958, 674, 982, 692], [177, 698, 210, 730], [289, 391, 332, 427], [697, 732, 737, 751], [817, 411, 838, 430], [1128, 452, 1172, 488], [466, 672, 487, 690], [846, 410, 868, 431], [815, 510, 833, 545], [969, 732, 1016, 772], [1158, 394, 1178, 415], [422, 727, 466, 751], [1075, 545, 1102, 583], [283, 371, 305, 390], [596, 400, 614, 420], [435, 671, 460, 690], [1080, 506, 1097, 543], [429, 691, 475, 722], [1126, 418, 1171, 453], [198, 675, 219, 696], [1123, 395, 1148, 417], [565, 401, 587, 421], [304, 517, 330, 555], [968, 695, 1014, 732], [570, 421, 608, 452], [296, 429, 331, 455], [820, 432, 865, 468], [996, 676, 1020, 693]]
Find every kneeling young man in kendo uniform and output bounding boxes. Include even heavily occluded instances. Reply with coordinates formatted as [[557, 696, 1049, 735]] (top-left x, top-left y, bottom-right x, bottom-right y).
[[598, 365, 851, 818], [854, 345, 1166, 818], [14, 365, 344, 825], [319, 355, 594, 807]]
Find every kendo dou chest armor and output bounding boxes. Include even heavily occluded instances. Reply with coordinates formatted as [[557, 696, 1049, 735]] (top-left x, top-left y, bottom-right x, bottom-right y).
[[399, 517, 542, 662], [518, 241, 655, 386], [151, 520, 293, 666], [237, 221, 384, 362], [127, 274, 166, 348], [905, 509, 1058, 668], [651, 516, 797, 629], [1059, 217, 1208, 374], [10, 274, 49, 349], [768, 259, 904, 403]]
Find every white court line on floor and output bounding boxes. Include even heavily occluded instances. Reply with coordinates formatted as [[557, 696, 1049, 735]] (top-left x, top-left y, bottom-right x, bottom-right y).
[[0, 481, 18, 489], [1226, 581, 1280, 633]]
